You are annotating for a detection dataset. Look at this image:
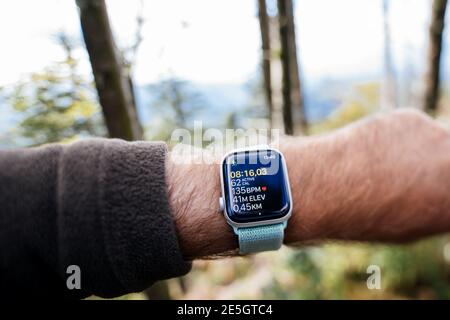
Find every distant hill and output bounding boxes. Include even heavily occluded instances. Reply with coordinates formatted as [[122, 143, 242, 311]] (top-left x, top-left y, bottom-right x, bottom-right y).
[[135, 83, 250, 128], [134, 79, 346, 128]]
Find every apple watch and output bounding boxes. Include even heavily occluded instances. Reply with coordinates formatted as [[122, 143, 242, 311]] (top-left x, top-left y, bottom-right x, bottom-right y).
[[219, 145, 293, 254]]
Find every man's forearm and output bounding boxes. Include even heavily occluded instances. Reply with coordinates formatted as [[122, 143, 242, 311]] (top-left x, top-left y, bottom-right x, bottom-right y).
[[167, 110, 450, 260]]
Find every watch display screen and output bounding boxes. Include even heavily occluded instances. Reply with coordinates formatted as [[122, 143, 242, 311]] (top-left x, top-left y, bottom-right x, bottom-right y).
[[222, 149, 291, 223]]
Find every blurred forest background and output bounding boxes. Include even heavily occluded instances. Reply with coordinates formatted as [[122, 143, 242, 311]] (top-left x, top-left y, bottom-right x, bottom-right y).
[[1, 0, 450, 299]]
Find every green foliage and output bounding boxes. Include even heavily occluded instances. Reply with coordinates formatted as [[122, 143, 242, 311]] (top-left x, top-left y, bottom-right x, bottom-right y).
[[1, 34, 105, 146], [178, 237, 450, 300]]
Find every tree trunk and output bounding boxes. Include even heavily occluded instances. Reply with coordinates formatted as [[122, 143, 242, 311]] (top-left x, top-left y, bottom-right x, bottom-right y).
[[257, 0, 273, 126], [76, 0, 143, 140], [381, 0, 398, 110], [278, 0, 303, 135], [424, 0, 448, 113], [285, 0, 307, 134]]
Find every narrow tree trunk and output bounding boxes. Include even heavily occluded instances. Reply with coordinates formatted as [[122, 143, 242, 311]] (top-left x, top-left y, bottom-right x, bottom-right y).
[[278, 0, 306, 135], [424, 0, 448, 113], [381, 0, 398, 110], [257, 0, 273, 126], [76, 0, 143, 140], [284, 0, 307, 134]]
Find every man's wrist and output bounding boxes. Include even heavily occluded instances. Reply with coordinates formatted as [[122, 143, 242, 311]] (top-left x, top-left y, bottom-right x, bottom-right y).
[[166, 149, 236, 260]]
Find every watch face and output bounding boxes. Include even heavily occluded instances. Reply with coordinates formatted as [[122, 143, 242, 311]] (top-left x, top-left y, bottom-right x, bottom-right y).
[[222, 149, 291, 224]]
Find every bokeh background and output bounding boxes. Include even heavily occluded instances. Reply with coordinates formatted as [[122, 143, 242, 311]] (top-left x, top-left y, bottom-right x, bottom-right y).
[[1, 0, 450, 299]]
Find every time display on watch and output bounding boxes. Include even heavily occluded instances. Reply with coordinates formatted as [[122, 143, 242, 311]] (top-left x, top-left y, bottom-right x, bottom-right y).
[[222, 149, 291, 223]]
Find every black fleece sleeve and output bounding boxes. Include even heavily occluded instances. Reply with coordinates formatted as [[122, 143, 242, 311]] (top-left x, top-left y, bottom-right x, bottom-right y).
[[0, 138, 191, 299]]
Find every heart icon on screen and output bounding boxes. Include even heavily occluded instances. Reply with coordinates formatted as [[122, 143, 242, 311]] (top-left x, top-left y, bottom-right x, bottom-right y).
[[261, 186, 267, 191]]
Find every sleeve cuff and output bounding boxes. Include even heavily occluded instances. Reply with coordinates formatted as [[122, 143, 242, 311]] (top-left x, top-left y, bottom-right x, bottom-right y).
[[58, 138, 191, 298]]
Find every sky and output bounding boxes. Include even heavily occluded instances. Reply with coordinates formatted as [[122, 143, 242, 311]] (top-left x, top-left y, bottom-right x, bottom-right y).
[[0, 0, 436, 87]]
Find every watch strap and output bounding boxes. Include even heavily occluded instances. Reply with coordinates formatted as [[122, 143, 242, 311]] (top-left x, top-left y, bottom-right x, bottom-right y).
[[234, 222, 286, 255]]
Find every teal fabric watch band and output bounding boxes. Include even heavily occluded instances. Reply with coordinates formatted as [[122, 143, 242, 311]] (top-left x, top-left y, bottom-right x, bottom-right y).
[[234, 222, 286, 255]]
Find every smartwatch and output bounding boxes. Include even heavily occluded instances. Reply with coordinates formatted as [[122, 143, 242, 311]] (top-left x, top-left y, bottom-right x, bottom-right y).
[[219, 146, 293, 255]]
